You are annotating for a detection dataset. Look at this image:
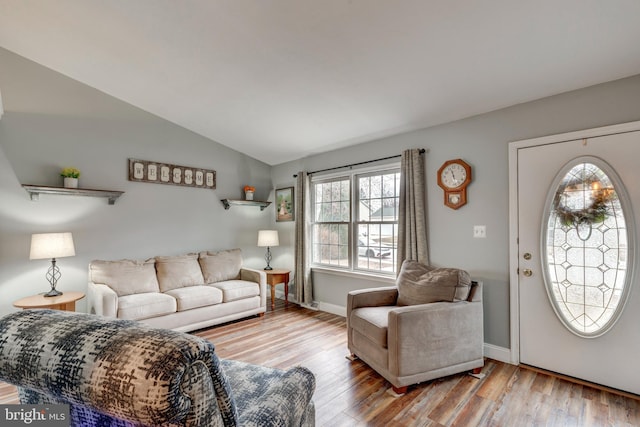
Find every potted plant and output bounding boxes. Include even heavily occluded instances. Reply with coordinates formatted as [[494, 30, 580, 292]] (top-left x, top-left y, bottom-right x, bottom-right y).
[[61, 167, 81, 188], [244, 185, 255, 200]]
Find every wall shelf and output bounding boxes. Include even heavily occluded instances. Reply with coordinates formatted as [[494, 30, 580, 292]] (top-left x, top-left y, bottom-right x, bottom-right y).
[[23, 185, 124, 205], [221, 199, 271, 211]]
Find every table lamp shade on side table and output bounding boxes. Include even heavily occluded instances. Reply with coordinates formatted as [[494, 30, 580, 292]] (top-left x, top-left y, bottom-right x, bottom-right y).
[[257, 230, 279, 271], [29, 232, 75, 297]]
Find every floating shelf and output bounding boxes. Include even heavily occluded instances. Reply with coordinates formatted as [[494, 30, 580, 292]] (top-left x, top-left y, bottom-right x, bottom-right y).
[[221, 199, 271, 211], [23, 185, 124, 205]]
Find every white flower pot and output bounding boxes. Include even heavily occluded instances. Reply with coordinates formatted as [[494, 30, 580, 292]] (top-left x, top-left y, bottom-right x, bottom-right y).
[[245, 191, 254, 200], [63, 177, 78, 188]]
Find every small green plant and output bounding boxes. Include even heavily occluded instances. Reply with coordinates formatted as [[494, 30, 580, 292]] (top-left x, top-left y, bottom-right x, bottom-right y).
[[60, 167, 81, 178]]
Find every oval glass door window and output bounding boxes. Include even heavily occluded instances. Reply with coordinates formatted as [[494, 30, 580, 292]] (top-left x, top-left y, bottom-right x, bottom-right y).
[[542, 156, 635, 337]]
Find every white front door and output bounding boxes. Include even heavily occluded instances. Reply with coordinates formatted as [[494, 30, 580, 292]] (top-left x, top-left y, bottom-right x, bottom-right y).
[[514, 126, 640, 395]]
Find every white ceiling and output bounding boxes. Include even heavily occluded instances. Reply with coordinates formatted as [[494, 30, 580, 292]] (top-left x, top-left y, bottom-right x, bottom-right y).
[[1, 1, 640, 165]]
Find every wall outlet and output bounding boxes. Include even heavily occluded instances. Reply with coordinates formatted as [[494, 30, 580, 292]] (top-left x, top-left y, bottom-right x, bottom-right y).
[[473, 225, 486, 238]]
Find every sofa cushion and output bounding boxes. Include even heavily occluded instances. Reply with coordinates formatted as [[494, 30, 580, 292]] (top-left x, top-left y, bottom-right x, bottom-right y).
[[199, 249, 242, 284], [165, 286, 224, 311], [117, 292, 177, 320], [349, 306, 395, 348], [89, 258, 159, 297], [396, 260, 471, 306], [211, 280, 260, 302], [156, 254, 205, 292]]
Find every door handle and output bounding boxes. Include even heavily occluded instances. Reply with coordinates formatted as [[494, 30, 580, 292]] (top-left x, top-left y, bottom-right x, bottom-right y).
[[523, 268, 533, 277]]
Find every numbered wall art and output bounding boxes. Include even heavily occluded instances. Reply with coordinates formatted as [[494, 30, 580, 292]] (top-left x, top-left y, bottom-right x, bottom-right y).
[[128, 159, 216, 189]]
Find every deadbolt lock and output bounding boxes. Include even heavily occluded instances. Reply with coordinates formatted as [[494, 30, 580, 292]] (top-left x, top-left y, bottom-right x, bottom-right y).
[[523, 253, 532, 260]]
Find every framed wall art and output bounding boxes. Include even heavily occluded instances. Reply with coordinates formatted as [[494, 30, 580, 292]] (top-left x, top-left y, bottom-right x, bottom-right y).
[[128, 159, 216, 190], [275, 187, 294, 222]]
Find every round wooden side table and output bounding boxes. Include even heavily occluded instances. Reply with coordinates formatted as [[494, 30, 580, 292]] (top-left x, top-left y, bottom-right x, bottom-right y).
[[13, 291, 85, 312]]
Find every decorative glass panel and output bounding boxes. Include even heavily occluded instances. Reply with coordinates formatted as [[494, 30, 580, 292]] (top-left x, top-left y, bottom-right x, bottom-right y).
[[542, 157, 634, 337]]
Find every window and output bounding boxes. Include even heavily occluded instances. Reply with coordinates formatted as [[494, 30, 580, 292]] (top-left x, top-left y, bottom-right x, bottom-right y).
[[311, 167, 400, 274]]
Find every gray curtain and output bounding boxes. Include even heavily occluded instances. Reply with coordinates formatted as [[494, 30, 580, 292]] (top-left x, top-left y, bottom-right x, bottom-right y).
[[397, 149, 429, 270], [294, 171, 313, 305]]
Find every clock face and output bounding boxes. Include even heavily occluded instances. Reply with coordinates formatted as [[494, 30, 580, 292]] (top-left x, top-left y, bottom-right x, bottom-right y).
[[440, 163, 468, 189]]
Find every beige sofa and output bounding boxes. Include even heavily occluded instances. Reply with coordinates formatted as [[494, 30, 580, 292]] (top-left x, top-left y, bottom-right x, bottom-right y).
[[87, 248, 266, 332]]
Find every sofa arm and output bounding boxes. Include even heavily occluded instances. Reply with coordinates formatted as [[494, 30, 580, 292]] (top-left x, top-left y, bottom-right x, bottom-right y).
[[347, 286, 398, 312], [387, 301, 484, 376], [241, 267, 267, 308], [87, 282, 118, 317], [0, 310, 237, 427]]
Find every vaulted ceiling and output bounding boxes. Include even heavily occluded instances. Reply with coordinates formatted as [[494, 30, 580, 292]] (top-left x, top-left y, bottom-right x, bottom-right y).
[[2, 1, 640, 165]]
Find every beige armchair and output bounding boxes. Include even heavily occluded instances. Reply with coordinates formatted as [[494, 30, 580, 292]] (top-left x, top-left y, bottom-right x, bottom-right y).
[[347, 261, 484, 394]]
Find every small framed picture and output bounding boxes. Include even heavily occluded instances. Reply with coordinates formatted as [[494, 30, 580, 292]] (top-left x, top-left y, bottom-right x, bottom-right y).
[[276, 187, 294, 222]]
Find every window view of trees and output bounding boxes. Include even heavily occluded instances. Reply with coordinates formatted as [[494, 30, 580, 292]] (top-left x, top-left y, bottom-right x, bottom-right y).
[[311, 168, 400, 274]]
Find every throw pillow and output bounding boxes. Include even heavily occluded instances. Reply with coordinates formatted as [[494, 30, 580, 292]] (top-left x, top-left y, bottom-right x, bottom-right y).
[[199, 248, 243, 284], [89, 258, 159, 297], [155, 254, 206, 292], [396, 260, 471, 306]]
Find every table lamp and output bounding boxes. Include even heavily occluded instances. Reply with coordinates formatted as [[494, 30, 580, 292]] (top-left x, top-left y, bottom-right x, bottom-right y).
[[29, 232, 76, 297], [257, 230, 279, 270]]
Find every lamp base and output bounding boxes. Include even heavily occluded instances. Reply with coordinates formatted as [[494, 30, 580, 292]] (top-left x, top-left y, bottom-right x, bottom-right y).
[[44, 288, 63, 298], [264, 266, 273, 271]]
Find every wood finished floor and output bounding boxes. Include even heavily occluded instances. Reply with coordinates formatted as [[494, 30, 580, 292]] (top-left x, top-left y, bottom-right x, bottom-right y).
[[1, 300, 639, 426]]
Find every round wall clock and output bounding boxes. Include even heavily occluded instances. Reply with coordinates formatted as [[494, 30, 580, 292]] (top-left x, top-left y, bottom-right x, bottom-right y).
[[437, 159, 472, 209]]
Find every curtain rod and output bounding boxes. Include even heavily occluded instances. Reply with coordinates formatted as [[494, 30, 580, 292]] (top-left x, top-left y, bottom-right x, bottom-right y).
[[293, 148, 425, 178]]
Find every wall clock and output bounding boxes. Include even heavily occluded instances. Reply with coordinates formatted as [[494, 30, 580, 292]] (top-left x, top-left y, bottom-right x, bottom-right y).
[[437, 159, 472, 209]]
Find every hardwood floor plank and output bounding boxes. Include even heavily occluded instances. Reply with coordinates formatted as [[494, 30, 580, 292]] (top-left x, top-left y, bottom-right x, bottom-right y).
[[0, 300, 638, 426]]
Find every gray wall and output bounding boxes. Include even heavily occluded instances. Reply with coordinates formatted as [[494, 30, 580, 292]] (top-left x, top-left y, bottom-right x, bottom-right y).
[[0, 48, 274, 316], [272, 74, 640, 348]]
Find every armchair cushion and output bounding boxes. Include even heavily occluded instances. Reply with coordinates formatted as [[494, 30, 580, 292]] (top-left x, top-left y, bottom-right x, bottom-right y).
[[349, 306, 395, 348], [396, 260, 472, 306]]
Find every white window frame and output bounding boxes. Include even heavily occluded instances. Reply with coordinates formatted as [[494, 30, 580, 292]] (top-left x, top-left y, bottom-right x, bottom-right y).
[[310, 163, 400, 276]]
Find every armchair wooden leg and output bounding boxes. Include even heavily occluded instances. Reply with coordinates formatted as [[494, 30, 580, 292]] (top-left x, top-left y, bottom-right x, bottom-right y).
[[392, 385, 408, 395]]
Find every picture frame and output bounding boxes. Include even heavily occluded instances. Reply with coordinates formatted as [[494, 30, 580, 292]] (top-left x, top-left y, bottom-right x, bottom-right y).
[[275, 187, 294, 222]]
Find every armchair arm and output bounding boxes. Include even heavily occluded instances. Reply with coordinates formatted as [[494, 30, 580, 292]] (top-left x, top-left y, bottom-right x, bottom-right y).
[[347, 286, 398, 312], [87, 282, 118, 317], [387, 300, 484, 376]]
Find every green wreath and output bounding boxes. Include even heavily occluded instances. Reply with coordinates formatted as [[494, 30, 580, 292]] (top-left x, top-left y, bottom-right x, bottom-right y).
[[553, 178, 615, 227]]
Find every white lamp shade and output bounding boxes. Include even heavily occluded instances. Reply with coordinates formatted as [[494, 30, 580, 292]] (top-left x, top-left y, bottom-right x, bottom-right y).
[[257, 230, 279, 247], [30, 232, 76, 260]]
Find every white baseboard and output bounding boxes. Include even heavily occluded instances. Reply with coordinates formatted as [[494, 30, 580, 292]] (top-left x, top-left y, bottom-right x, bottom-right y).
[[483, 343, 512, 364], [315, 301, 346, 317]]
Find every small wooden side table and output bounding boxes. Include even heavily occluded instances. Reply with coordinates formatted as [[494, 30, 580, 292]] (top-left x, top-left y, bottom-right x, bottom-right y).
[[13, 291, 85, 312], [264, 269, 290, 310]]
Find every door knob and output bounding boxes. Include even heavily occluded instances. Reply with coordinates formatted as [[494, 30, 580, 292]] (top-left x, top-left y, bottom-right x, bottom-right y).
[[523, 268, 533, 277]]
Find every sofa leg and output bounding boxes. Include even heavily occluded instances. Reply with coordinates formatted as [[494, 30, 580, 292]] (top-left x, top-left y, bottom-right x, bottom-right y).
[[345, 353, 358, 362], [392, 385, 408, 395], [472, 367, 482, 375], [258, 313, 265, 318]]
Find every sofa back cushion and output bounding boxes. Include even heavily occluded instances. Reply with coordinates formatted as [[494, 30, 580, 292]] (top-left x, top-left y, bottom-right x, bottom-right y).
[[156, 254, 205, 292], [396, 260, 471, 306], [198, 249, 242, 284], [89, 259, 160, 297]]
